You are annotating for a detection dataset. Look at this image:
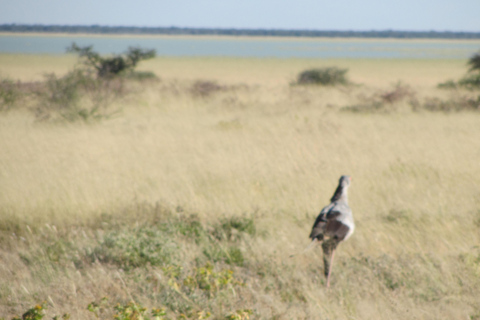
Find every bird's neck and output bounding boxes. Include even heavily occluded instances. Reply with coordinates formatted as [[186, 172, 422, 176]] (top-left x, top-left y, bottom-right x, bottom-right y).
[[330, 186, 349, 203]]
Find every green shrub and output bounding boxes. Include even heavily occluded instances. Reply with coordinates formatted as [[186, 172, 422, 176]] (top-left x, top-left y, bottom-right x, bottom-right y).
[[437, 79, 458, 89], [297, 67, 349, 86], [203, 245, 245, 266], [458, 73, 480, 90], [93, 226, 179, 270], [11, 302, 48, 320]]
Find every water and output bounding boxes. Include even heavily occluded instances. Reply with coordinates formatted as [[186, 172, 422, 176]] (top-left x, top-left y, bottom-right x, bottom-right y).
[[0, 34, 479, 59]]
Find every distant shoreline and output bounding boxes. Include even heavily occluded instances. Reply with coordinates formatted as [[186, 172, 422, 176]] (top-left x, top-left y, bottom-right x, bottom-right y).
[[1, 24, 480, 40], [3, 32, 480, 44]]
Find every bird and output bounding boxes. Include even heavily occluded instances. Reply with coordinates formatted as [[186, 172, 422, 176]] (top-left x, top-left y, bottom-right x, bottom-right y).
[[309, 175, 354, 288]]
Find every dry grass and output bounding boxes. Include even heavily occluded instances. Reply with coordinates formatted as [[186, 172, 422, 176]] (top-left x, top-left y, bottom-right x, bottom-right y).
[[1, 53, 480, 319]]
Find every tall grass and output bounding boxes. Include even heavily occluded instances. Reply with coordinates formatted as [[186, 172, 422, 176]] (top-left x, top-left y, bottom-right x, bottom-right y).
[[1, 55, 480, 319]]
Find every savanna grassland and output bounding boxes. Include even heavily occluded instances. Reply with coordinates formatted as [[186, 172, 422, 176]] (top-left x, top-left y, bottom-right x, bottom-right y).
[[1, 49, 480, 319]]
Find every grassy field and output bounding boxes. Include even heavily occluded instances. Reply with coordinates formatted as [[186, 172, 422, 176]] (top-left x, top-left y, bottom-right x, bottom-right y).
[[1, 53, 480, 319]]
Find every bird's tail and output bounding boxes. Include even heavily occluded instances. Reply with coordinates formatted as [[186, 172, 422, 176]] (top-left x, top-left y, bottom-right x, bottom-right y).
[[321, 240, 336, 278]]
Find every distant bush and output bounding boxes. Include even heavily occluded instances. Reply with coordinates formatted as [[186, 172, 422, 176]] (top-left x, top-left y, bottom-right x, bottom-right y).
[[438, 73, 480, 90], [33, 69, 124, 122], [212, 216, 256, 242], [0, 78, 20, 112], [67, 43, 156, 78], [125, 70, 158, 81], [190, 80, 226, 97], [297, 67, 349, 86], [421, 95, 480, 112], [458, 73, 480, 89], [438, 51, 480, 90], [468, 51, 480, 72], [93, 226, 179, 270], [343, 82, 417, 113]]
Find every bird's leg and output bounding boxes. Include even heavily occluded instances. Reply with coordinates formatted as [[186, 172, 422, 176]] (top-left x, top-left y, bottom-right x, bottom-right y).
[[326, 248, 335, 288]]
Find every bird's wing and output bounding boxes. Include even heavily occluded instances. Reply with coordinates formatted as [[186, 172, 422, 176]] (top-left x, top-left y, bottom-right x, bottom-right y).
[[309, 203, 335, 239], [323, 204, 352, 241]]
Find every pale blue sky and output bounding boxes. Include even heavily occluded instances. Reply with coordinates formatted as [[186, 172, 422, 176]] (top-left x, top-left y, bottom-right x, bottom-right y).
[[1, 0, 479, 32]]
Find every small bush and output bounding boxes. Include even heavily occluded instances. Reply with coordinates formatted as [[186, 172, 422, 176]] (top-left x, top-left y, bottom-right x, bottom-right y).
[[458, 73, 480, 90], [67, 43, 156, 78], [93, 226, 179, 270], [190, 80, 226, 98], [421, 95, 480, 112], [378, 82, 415, 104], [0, 78, 21, 112], [183, 262, 243, 297], [468, 51, 480, 72], [125, 71, 159, 81], [343, 82, 416, 113], [437, 79, 458, 89], [33, 69, 124, 122], [297, 67, 348, 86], [212, 216, 256, 242], [12, 303, 46, 320], [203, 245, 245, 266]]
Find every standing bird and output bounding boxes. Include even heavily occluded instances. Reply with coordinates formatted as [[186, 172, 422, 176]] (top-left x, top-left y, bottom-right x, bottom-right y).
[[309, 175, 354, 287]]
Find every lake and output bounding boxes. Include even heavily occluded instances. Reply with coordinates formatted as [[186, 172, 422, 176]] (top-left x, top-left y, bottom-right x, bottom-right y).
[[0, 34, 479, 59]]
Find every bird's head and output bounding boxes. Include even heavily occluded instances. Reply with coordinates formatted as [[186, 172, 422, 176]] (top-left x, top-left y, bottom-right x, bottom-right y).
[[339, 175, 352, 188]]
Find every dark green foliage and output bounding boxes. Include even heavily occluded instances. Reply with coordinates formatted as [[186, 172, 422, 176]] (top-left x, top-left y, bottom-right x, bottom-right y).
[[297, 67, 348, 86], [439, 73, 480, 90], [67, 43, 156, 78], [437, 79, 458, 89], [468, 51, 480, 72], [458, 73, 480, 89], [439, 51, 480, 90]]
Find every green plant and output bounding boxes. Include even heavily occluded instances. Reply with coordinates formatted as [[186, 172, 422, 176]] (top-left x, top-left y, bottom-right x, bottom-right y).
[[297, 67, 349, 86], [87, 298, 168, 320], [225, 309, 252, 320], [93, 226, 179, 270], [468, 51, 480, 72], [458, 73, 480, 90], [212, 216, 256, 242], [12, 302, 47, 320], [87, 297, 110, 318], [67, 43, 156, 78], [183, 262, 243, 296]]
